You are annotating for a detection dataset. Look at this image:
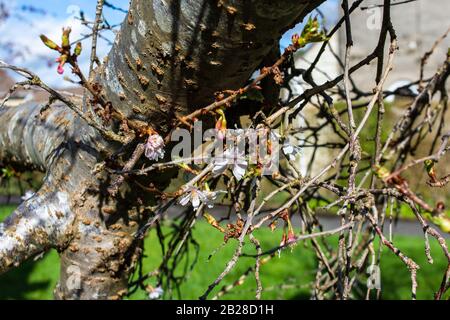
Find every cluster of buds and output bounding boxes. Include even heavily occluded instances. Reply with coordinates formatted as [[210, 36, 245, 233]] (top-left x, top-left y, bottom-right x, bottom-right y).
[[424, 159, 450, 187], [40, 27, 82, 74], [424, 211, 450, 233], [422, 160, 449, 232], [281, 209, 296, 243], [223, 218, 245, 243], [274, 209, 296, 257], [424, 159, 438, 183], [291, 16, 328, 49]]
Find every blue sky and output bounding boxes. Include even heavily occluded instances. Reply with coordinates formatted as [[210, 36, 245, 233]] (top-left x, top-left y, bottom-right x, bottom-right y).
[[0, 0, 338, 87], [0, 0, 126, 86], [280, 0, 339, 50]]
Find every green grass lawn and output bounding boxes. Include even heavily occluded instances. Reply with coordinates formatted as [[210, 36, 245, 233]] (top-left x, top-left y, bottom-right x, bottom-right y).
[[0, 205, 448, 300]]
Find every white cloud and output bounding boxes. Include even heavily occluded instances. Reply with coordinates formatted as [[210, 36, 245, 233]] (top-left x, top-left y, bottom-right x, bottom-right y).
[[0, 4, 113, 88]]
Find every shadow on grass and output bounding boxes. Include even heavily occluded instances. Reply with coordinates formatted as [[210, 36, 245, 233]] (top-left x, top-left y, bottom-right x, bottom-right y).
[[0, 259, 51, 299]]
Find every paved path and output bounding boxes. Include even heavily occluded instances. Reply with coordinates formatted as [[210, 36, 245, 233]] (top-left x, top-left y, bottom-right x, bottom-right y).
[[1, 199, 447, 238], [166, 205, 449, 238]]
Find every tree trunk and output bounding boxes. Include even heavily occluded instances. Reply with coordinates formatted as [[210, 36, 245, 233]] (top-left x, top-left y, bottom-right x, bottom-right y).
[[0, 0, 323, 299], [100, 0, 324, 133]]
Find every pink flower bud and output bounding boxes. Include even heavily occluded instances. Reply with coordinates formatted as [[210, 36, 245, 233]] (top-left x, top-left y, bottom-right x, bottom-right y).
[[57, 65, 64, 74], [215, 114, 227, 140], [56, 55, 67, 75], [287, 229, 296, 243]]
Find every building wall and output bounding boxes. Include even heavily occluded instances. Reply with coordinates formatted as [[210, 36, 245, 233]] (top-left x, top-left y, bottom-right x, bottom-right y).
[[278, 35, 343, 177], [281, 0, 450, 177], [340, 0, 450, 91]]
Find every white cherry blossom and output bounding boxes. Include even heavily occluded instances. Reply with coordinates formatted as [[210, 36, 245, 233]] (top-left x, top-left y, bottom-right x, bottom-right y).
[[213, 147, 248, 181], [148, 286, 163, 300], [144, 134, 165, 161], [178, 185, 218, 209]]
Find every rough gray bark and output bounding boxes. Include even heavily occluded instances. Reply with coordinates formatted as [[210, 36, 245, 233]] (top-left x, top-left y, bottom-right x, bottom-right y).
[[0, 102, 143, 299], [0, 103, 78, 272], [101, 0, 324, 133], [0, 0, 323, 299]]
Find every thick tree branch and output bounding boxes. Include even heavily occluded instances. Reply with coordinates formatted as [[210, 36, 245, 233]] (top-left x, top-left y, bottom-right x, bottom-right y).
[[0, 103, 76, 171], [0, 181, 74, 274]]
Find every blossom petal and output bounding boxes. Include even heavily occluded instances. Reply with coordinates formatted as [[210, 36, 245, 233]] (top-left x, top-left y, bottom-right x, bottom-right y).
[[213, 158, 229, 175], [232, 161, 247, 181], [283, 144, 294, 155], [178, 193, 191, 207], [191, 192, 200, 209]]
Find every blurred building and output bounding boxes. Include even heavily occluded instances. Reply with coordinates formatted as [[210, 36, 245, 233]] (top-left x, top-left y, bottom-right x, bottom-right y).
[[282, 0, 450, 176], [0, 70, 34, 107], [285, 0, 449, 96], [339, 0, 450, 92]]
